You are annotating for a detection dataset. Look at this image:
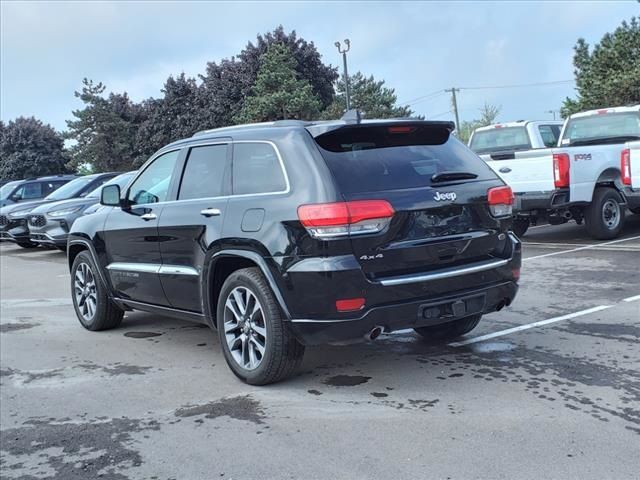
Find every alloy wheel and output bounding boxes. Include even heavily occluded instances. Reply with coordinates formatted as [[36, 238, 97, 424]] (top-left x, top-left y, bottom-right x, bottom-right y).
[[223, 286, 267, 370], [74, 262, 98, 322]]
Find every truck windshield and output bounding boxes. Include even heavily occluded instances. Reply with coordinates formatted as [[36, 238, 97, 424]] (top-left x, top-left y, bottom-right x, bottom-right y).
[[315, 124, 495, 193], [0, 181, 21, 199], [561, 112, 640, 145], [469, 127, 531, 154]]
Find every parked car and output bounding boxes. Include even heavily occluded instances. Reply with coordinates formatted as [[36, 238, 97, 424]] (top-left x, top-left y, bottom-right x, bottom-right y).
[[28, 171, 137, 250], [621, 140, 640, 214], [67, 114, 521, 385], [0, 172, 119, 248], [468, 120, 563, 159], [481, 105, 640, 238], [0, 175, 76, 208]]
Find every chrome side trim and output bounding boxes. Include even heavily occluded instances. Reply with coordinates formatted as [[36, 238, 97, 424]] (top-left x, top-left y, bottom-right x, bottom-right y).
[[158, 265, 199, 276], [378, 258, 510, 286], [106, 263, 199, 276], [106, 263, 160, 274]]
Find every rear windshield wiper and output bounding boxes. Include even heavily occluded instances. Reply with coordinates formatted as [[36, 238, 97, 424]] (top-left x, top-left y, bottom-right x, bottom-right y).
[[431, 171, 478, 183], [569, 135, 640, 147]]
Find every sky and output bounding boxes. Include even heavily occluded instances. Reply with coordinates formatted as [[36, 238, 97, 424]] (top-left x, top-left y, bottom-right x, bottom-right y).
[[1, 0, 638, 132]]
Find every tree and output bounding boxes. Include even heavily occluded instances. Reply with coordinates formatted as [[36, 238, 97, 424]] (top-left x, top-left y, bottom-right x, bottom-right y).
[[65, 79, 146, 172], [235, 43, 321, 123], [0, 117, 68, 180], [321, 72, 413, 120], [457, 102, 501, 144], [135, 73, 202, 165], [562, 17, 640, 117], [199, 26, 338, 128]]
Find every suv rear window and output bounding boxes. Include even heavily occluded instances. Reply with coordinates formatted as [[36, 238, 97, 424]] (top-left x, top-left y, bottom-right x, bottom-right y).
[[315, 125, 495, 194], [469, 126, 531, 154]]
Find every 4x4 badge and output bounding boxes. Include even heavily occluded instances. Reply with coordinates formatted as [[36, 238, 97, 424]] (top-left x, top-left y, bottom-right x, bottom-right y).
[[434, 191, 457, 202]]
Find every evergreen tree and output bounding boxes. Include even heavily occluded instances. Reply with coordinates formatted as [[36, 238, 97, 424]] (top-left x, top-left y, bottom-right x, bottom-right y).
[[562, 17, 640, 117], [321, 72, 413, 120], [0, 117, 68, 180], [65, 79, 146, 172], [236, 44, 321, 122]]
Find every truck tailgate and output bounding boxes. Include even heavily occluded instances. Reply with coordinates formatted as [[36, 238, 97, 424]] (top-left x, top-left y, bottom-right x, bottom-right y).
[[482, 150, 555, 193]]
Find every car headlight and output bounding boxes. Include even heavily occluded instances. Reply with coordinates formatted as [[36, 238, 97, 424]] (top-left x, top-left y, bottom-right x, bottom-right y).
[[9, 208, 34, 218], [47, 206, 83, 217]]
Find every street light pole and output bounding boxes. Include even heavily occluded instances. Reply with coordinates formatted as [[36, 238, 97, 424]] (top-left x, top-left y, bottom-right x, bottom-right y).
[[335, 39, 351, 111]]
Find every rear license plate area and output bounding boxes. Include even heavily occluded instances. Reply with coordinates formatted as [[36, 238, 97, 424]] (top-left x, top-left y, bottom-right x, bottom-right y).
[[418, 294, 486, 321]]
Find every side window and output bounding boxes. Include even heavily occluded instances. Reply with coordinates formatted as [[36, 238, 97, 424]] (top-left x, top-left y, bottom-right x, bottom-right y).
[[539, 125, 561, 148], [179, 144, 228, 200], [42, 182, 57, 196], [128, 150, 180, 205], [22, 183, 43, 199], [232, 143, 286, 195]]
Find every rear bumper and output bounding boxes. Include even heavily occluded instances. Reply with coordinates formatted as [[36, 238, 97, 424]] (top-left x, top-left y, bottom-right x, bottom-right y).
[[514, 189, 570, 213], [621, 186, 640, 209], [289, 281, 518, 345], [284, 233, 521, 345]]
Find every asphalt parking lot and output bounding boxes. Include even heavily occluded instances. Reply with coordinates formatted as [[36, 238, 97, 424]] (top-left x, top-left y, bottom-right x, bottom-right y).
[[1, 216, 639, 480]]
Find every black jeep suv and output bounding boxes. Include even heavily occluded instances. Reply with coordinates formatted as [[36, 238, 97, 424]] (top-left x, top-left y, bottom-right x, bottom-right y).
[[67, 116, 521, 385]]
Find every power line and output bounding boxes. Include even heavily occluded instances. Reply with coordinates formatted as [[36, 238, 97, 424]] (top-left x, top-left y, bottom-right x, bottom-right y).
[[400, 89, 445, 106], [458, 79, 573, 90]]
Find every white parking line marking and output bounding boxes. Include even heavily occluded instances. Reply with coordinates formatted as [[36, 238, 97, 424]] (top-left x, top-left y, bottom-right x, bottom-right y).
[[623, 295, 640, 303], [448, 305, 612, 347], [523, 235, 640, 261]]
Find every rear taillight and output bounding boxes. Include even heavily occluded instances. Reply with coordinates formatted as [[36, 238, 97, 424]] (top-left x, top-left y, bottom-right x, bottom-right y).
[[553, 153, 570, 188], [621, 148, 631, 186], [297, 200, 395, 239], [487, 186, 513, 217]]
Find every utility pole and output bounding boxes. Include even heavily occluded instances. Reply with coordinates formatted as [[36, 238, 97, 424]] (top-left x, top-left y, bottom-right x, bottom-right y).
[[546, 110, 558, 120], [445, 87, 460, 133], [335, 39, 351, 110]]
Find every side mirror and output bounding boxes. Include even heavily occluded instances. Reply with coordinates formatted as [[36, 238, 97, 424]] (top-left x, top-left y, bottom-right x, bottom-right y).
[[101, 184, 121, 207]]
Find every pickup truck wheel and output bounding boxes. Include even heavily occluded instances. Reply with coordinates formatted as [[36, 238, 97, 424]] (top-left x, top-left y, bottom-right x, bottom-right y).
[[512, 217, 530, 238], [217, 267, 304, 385], [584, 187, 625, 240], [71, 251, 124, 331], [414, 314, 482, 342]]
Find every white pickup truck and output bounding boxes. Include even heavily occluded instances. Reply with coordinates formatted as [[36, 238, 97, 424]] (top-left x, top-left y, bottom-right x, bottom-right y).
[[469, 120, 563, 159], [478, 105, 640, 239]]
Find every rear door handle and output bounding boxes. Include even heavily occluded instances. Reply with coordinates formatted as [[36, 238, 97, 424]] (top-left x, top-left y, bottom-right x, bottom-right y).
[[499, 167, 512, 173], [140, 213, 157, 221], [200, 208, 221, 217]]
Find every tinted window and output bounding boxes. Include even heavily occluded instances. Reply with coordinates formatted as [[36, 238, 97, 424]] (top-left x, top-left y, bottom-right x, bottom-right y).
[[179, 145, 228, 200], [20, 182, 43, 199], [538, 124, 561, 147], [469, 126, 531, 153], [316, 125, 495, 194], [561, 112, 640, 145], [128, 150, 180, 205], [232, 143, 286, 195]]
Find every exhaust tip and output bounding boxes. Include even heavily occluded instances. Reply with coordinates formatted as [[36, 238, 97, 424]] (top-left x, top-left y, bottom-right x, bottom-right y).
[[366, 326, 383, 341]]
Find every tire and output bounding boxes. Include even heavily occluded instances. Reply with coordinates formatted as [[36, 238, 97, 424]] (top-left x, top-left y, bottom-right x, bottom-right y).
[[414, 314, 482, 342], [511, 217, 530, 238], [17, 241, 37, 248], [217, 267, 304, 385], [584, 187, 625, 240], [71, 250, 124, 331]]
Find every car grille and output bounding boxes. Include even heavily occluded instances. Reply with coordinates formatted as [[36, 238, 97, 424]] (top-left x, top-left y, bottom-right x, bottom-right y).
[[28, 214, 46, 227], [0, 215, 7, 227]]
